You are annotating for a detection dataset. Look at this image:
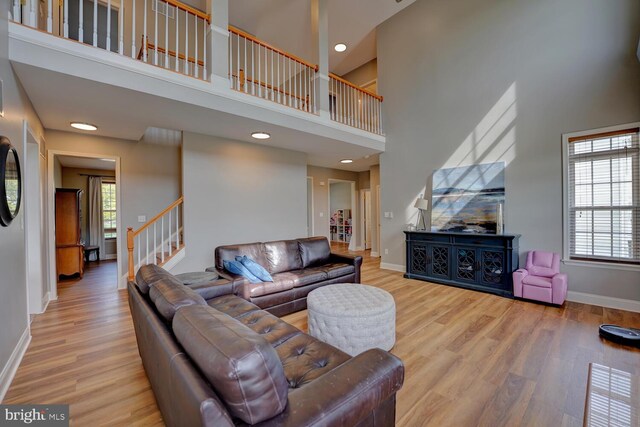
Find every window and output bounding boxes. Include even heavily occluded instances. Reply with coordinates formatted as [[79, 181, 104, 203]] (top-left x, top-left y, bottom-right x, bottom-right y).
[[565, 125, 640, 265], [101, 182, 117, 239]]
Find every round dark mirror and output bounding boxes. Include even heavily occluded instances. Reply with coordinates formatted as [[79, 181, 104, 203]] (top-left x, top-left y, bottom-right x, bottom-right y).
[[0, 137, 22, 226]]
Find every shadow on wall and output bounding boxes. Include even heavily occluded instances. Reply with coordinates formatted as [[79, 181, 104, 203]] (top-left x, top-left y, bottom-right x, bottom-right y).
[[404, 82, 518, 227]]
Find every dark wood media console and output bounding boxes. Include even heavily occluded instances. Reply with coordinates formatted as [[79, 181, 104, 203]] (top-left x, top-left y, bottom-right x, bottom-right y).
[[404, 231, 520, 297]]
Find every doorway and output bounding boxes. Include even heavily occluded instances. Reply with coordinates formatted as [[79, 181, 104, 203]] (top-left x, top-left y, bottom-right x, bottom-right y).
[[328, 179, 357, 251], [47, 151, 122, 298]]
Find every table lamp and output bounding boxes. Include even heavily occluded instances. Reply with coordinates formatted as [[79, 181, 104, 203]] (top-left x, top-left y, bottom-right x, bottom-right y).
[[414, 198, 429, 230]]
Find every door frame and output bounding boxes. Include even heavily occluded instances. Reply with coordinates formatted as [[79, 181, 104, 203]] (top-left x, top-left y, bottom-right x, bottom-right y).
[[327, 178, 357, 251], [306, 176, 314, 237], [47, 149, 123, 298], [360, 189, 372, 250]]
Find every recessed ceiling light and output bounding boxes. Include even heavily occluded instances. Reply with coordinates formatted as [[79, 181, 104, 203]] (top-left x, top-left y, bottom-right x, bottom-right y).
[[334, 43, 347, 53], [340, 159, 353, 164], [70, 122, 98, 131], [251, 132, 271, 140]]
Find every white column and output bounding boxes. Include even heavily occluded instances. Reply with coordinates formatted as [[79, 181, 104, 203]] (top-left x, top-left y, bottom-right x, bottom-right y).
[[311, 0, 330, 118], [207, 0, 229, 87]]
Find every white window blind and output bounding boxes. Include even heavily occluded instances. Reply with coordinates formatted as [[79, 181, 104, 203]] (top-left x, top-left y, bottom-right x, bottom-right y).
[[568, 127, 640, 264]]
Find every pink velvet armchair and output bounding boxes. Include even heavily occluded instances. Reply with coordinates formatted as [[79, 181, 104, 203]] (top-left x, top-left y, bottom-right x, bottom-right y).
[[513, 251, 567, 305]]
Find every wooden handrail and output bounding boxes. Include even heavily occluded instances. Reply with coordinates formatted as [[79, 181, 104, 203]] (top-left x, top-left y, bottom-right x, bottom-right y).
[[228, 25, 319, 72], [329, 72, 383, 102], [137, 36, 205, 67], [160, 0, 210, 22], [133, 196, 184, 237]]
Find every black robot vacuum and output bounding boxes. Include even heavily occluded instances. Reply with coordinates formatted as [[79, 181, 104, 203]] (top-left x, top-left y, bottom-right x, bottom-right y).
[[599, 324, 640, 347]]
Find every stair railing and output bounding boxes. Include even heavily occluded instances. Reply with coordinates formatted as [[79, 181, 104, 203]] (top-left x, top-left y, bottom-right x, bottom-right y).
[[127, 196, 184, 280]]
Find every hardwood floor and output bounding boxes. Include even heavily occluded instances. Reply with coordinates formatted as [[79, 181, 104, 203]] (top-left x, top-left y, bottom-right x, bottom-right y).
[[5, 250, 640, 426]]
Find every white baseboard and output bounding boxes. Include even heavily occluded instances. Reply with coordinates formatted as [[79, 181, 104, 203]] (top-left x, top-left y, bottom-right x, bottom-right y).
[[354, 246, 365, 251], [39, 292, 50, 314], [104, 254, 117, 260], [567, 291, 640, 313], [370, 251, 380, 258], [0, 327, 31, 402], [380, 262, 406, 273]]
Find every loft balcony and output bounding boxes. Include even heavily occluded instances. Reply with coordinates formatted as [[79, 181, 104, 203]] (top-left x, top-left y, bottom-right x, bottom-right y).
[[8, 0, 386, 154]]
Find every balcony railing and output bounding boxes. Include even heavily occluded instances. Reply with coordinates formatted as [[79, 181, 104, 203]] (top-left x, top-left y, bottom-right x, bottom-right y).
[[329, 73, 383, 135], [228, 26, 318, 114], [10, 2, 384, 134], [11, 0, 210, 80]]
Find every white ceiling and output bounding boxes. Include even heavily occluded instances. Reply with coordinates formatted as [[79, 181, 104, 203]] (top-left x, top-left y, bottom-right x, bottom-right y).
[[57, 155, 116, 170], [229, 0, 416, 76]]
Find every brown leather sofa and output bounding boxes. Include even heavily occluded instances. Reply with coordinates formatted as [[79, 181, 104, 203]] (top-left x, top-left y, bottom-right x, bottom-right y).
[[214, 237, 363, 317], [128, 264, 404, 427]]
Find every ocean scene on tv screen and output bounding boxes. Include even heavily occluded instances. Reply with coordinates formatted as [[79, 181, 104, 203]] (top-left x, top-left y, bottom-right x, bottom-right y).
[[431, 162, 505, 234]]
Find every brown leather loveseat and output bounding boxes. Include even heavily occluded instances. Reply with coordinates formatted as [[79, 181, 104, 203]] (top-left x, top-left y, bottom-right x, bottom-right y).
[[128, 264, 404, 427], [215, 237, 362, 316]]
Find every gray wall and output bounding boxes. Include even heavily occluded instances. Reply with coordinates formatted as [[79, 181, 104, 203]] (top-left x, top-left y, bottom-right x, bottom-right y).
[[60, 167, 117, 257], [0, 0, 45, 390], [378, 0, 640, 300], [45, 131, 182, 269], [176, 132, 307, 272]]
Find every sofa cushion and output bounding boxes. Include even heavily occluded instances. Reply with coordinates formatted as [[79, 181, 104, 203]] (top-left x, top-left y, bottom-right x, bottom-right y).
[[275, 333, 350, 389], [135, 264, 181, 295], [264, 240, 303, 274], [298, 237, 331, 268], [237, 255, 274, 282], [173, 305, 289, 424], [277, 269, 329, 288], [215, 242, 269, 272], [207, 294, 261, 319], [250, 274, 296, 297], [319, 263, 355, 279], [149, 279, 207, 322], [522, 275, 553, 288], [235, 310, 301, 347]]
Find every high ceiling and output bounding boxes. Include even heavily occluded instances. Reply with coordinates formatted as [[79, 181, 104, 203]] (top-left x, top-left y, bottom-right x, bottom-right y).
[[229, 0, 417, 76]]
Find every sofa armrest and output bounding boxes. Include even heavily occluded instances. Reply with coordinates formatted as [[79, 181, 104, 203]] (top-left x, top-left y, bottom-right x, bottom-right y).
[[215, 269, 251, 300], [329, 253, 363, 282], [254, 349, 403, 427], [188, 278, 235, 300]]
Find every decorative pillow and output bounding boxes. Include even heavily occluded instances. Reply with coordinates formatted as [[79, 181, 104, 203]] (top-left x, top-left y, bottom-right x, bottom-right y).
[[224, 260, 261, 283], [236, 256, 273, 282], [173, 305, 289, 424]]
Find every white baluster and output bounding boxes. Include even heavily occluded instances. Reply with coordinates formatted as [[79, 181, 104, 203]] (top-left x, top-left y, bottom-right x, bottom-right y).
[[63, 0, 69, 37], [164, 2, 168, 68], [12, 0, 20, 24], [153, 223, 157, 264], [161, 216, 165, 263], [106, 0, 111, 51], [175, 206, 179, 247], [118, 0, 123, 54], [288, 59, 292, 107], [270, 49, 274, 101], [243, 36, 247, 93], [175, 9, 179, 71], [184, 9, 188, 74], [131, 0, 136, 58], [194, 14, 198, 78], [143, 0, 147, 61], [153, 0, 158, 65], [137, 235, 141, 269], [168, 210, 173, 256], [92, 0, 98, 46], [78, 0, 83, 42], [257, 43, 261, 98], [146, 228, 149, 265], [47, 0, 52, 32]]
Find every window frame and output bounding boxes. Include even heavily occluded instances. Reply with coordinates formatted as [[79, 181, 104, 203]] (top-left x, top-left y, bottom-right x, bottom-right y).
[[101, 180, 117, 240], [562, 122, 640, 271]]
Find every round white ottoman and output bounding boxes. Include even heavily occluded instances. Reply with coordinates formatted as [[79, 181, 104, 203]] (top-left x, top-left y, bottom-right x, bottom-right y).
[[307, 284, 396, 356]]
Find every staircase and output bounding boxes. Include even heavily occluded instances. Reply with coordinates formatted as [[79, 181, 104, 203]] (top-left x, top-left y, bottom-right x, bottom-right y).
[[127, 197, 185, 280]]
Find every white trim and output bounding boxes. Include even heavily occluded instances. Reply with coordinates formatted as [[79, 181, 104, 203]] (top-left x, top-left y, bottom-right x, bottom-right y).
[[563, 258, 640, 272], [380, 262, 405, 273], [567, 290, 640, 313], [370, 251, 380, 258], [0, 327, 31, 402], [307, 176, 314, 237], [562, 122, 640, 266], [40, 292, 50, 314], [104, 254, 118, 260], [47, 150, 123, 296], [328, 178, 358, 251]]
